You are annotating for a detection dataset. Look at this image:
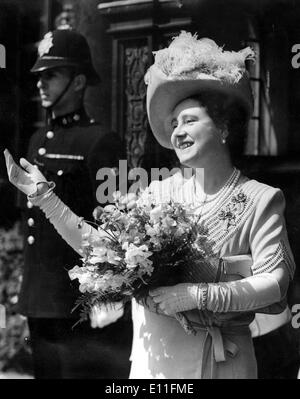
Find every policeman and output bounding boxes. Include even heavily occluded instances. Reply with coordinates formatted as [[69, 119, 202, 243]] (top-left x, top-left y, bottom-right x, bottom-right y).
[[18, 27, 132, 379]]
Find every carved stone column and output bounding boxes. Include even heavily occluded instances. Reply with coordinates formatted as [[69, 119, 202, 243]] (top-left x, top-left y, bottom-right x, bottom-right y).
[[124, 44, 149, 168], [98, 0, 192, 171]]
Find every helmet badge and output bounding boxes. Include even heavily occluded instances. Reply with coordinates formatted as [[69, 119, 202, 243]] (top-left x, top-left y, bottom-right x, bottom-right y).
[[38, 32, 54, 57]]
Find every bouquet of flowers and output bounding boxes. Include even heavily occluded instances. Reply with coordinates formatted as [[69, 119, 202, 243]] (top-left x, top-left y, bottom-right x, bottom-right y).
[[69, 189, 219, 334]]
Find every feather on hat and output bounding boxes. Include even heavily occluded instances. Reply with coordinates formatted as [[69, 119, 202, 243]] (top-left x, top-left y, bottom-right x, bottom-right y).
[[145, 31, 255, 149]]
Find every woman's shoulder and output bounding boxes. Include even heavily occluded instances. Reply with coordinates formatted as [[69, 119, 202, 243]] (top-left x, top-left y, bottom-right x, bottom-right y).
[[239, 176, 284, 206]]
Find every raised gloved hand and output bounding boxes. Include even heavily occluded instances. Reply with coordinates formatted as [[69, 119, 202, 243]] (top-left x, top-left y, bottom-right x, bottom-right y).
[[4, 149, 48, 196]]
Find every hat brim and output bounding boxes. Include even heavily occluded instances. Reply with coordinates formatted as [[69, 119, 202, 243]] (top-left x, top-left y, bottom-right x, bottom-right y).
[[30, 58, 100, 85], [146, 66, 253, 149]]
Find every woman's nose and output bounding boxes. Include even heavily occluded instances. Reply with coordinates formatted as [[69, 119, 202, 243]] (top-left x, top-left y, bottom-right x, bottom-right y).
[[171, 125, 186, 146], [172, 125, 186, 138]]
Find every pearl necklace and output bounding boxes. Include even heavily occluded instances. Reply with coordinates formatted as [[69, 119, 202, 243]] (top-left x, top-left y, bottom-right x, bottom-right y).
[[192, 168, 241, 209]]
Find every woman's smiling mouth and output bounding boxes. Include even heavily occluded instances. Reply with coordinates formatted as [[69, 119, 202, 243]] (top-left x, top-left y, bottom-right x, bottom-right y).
[[177, 142, 194, 150]]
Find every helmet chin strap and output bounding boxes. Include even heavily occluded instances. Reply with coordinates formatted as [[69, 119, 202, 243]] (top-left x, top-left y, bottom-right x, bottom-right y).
[[42, 72, 76, 124]]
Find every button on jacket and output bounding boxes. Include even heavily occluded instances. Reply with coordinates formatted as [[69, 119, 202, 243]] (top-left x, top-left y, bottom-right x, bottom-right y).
[[18, 109, 123, 318]]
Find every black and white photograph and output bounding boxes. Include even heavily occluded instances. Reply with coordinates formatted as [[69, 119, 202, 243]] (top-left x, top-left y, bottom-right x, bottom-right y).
[[0, 0, 300, 383]]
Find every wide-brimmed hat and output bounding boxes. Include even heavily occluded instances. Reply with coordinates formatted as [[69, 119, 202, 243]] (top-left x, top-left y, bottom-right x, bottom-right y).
[[31, 27, 100, 85], [145, 32, 255, 149]]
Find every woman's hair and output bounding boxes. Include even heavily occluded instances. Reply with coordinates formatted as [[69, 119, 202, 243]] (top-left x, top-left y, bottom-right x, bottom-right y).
[[189, 91, 249, 160]]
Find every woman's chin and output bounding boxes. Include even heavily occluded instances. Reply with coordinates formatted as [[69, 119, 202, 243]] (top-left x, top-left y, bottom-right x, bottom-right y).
[[177, 153, 197, 168]]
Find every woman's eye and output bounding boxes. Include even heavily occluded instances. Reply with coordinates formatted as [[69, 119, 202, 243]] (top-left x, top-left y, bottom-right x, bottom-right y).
[[185, 119, 195, 124]]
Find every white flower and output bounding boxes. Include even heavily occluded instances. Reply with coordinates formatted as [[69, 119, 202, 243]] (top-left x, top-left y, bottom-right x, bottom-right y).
[[106, 249, 122, 265], [174, 225, 186, 238], [103, 204, 117, 213], [112, 191, 122, 201], [79, 282, 94, 293], [161, 215, 177, 229], [89, 247, 107, 264], [136, 188, 155, 208], [93, 206, 104, 220], [68, 265, 86, 281], [149, 204, 164, 223], [109, 274, 127, 290], [68, 265, 99, 293], [94, 271, 114, 291], [137, 258, 154, 275], [145, 224, 157, 237], [117, 192, 138, 210], [122, 242, 153, 269]]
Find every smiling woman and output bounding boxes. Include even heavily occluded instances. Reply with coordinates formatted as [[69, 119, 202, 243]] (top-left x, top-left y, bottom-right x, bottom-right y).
[[168, 93, 249, 183], [170, 98, 228, 172], [130, 31, 295, 379], [3, 31, 296, 379]]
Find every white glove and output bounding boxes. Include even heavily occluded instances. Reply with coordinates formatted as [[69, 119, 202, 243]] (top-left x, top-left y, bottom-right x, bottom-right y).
[[149, 283, 200, 315], [4, 149, 48, 196], [149, 273, 282, 316], [205, 273, 282, 313], [89, 302, 124, 328]]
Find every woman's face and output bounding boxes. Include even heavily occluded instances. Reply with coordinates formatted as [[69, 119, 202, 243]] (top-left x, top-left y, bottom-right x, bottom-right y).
[[170, 98, 224, 169]]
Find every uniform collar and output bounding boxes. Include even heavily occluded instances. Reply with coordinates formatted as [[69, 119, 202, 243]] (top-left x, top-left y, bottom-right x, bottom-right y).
[[48, 108, 89, 128]]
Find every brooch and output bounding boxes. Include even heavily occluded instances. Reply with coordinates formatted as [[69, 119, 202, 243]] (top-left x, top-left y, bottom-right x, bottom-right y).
[[218, 190, 247, 230], [38, 32, 53, 57]]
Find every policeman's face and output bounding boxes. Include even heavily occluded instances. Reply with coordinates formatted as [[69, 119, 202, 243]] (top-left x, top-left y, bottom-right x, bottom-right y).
[[36, 67, 74, 109]]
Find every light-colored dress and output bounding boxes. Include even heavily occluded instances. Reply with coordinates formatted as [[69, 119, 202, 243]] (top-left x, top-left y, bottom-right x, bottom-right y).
[[30, 170, 295, 379], [128, 171, 295, 379]]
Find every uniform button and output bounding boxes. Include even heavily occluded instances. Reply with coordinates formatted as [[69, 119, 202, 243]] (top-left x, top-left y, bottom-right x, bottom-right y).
[[73, 114, 80, 121], [62, 118, 67, 125], [57, 169, 64, 176], [27, 218, 34, 227], [27, 201, 33, 209], [46, 130, 54, 139], [27, 236, 35, 245], [90, 118, 95, 124], [38, 147, 46, 156]]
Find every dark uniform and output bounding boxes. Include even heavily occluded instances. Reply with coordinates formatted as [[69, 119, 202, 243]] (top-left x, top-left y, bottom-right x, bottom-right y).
[[18, 28, 132, 379]]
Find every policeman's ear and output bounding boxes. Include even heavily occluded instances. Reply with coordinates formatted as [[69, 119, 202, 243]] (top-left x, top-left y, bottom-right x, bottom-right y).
[[73, 74, 87, 92]]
